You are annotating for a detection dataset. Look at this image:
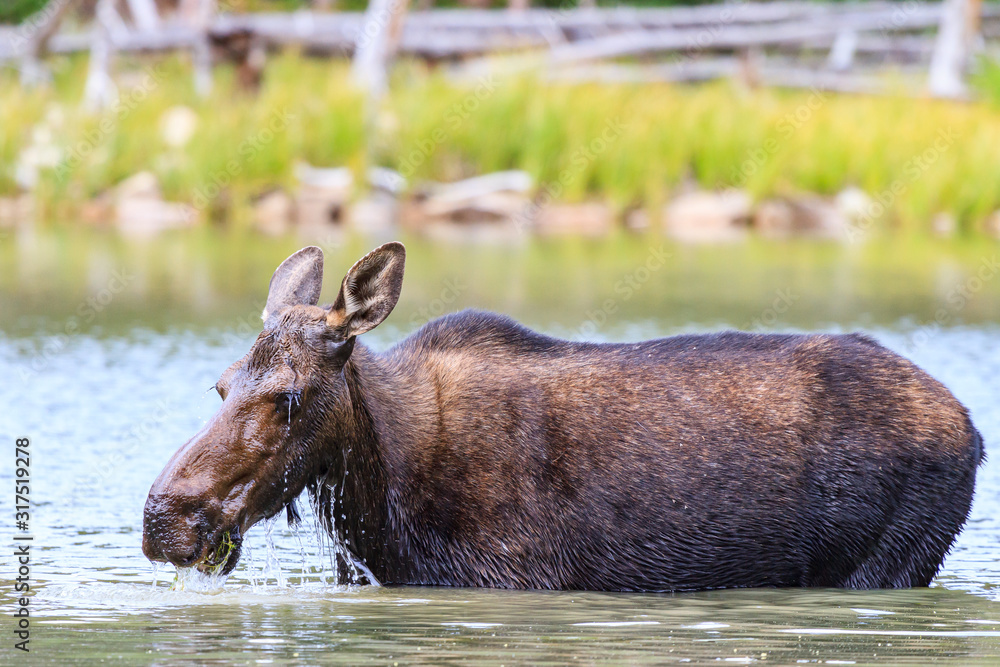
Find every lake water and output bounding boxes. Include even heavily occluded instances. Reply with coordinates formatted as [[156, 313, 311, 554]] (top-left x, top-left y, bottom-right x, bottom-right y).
[[1, 231, 998, 664]]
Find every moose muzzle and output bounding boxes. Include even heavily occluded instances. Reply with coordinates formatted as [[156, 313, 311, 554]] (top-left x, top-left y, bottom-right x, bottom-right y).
[[141, 420, 247, 574]]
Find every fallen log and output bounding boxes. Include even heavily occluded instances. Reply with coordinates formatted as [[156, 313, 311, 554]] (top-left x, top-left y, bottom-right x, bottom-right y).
[[5, 3, 997, 63], [544, 6, 945, 66], [547, 59, 916, 95]]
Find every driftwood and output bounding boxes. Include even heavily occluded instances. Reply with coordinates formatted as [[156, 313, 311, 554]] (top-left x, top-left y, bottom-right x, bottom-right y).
[[7, 3, 997, 60], [16, 0, 76, 86], [2, 2, 994, 97], [419, 171, 532, 211], [79, 0, 216, 107], [352, 0, 409, 98], [928, 0, 980, 97], [83, 0, 120, 109], [548, 59, 894, 94], [182, 0, 215, 96], [793, 34, 935, 62], [543, 6, 946, 66], [125, 0, 161, 31], [826, 30, 859, 72]]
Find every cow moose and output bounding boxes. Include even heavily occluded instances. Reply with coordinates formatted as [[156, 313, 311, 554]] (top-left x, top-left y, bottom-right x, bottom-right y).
[[142, 243, 983, 591]]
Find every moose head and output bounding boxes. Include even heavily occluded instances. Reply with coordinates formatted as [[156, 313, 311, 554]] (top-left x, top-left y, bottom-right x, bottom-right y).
[[142, 243, 405, 575]]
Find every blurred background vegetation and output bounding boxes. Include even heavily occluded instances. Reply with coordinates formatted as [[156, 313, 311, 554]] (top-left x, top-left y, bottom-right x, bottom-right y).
[[2, 0, 998, 376], [1, 0, 49, 24], [3, 0, 1000, 240], [4, 52, 1000, 236]]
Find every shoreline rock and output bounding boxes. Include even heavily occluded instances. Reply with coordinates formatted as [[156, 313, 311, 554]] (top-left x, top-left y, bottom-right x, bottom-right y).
[[7, 170, 990, 242], [113, 172, 199, 238]]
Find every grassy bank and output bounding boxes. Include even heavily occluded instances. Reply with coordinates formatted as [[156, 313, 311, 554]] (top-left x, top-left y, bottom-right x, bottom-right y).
[[3, 52, 1000, 235]]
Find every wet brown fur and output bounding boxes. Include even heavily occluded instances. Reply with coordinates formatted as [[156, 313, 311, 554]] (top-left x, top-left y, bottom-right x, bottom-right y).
[[143, 245, 983, 591]]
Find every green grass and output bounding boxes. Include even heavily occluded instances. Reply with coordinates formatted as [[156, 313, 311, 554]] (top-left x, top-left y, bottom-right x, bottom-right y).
[[4, 52, 1000, 236], [0, 0, 48, 24], [201, 530, 238, 576]]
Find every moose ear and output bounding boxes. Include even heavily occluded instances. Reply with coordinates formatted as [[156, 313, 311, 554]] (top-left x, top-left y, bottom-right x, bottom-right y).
[[262, 246, 325, 322], [327, 242, 405, 339]]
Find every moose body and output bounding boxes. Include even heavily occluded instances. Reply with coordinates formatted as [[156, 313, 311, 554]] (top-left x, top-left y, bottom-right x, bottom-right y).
[[142, 244, 982, 592]]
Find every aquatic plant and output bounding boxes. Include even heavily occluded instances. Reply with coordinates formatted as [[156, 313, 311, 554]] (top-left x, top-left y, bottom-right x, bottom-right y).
[[201, 530, 239, 576]]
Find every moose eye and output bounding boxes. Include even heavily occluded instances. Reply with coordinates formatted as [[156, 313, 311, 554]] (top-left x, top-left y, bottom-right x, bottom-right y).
[[275, 391, 302, 420]]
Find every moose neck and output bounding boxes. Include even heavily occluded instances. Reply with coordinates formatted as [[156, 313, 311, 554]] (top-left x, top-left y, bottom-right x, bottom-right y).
[[318, 340, 432, 583]]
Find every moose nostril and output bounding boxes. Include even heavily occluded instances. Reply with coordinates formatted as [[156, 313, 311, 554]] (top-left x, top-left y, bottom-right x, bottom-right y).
[[172, 544, 202, 567], [142, 494, 207, 566], [150, 529, 203, 567]]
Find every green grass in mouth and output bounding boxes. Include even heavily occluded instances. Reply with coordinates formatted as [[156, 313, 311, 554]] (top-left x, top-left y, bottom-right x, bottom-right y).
[[202, 530, 238, 575]]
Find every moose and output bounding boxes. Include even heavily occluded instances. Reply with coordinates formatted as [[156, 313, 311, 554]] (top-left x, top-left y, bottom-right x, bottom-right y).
[[143, 243, 983, 591]]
